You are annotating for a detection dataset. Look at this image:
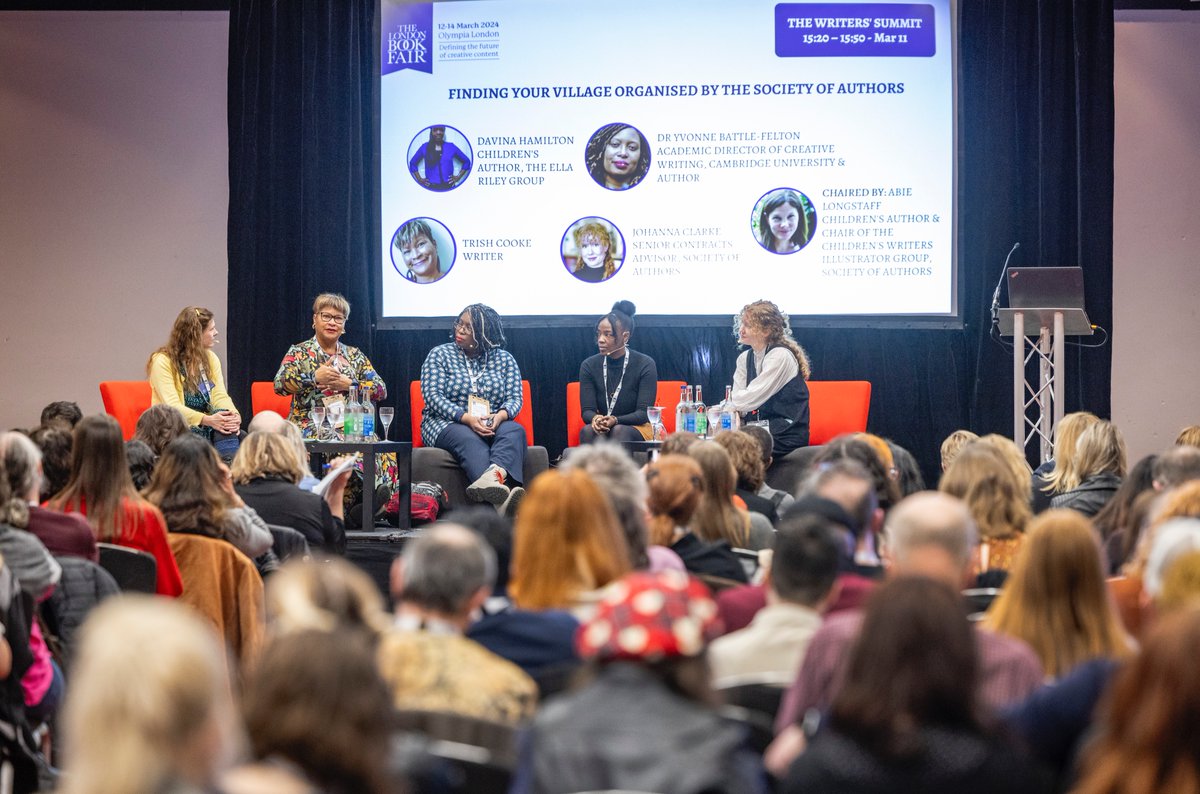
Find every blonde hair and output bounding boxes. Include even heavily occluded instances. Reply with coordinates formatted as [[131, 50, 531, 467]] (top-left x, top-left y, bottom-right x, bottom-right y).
[[939, 442, 1030, 541], [977, 434, 1034, 503], [266, 558, 391, 637], [984, 509, 1131, 677], [733, 300, 812, 379], [1128, 481, 1200, 579], [231, 431, 307, 485], [1070, 420, 1127, 482], [1042, 411, 1101, 494], [1175, 425, 1200, 449], [1158, 550, 1200, 614], [940, 429, 979, 471], [60, 596, 235, 794]]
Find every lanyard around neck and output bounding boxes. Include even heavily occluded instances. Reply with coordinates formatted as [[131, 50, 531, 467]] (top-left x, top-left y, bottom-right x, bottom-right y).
[[603, 350, 631, 416], [462, 347, 485, 395]]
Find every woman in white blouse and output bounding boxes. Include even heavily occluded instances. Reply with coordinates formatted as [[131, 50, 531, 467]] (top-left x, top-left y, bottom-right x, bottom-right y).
[[729, 300, 812, 456]]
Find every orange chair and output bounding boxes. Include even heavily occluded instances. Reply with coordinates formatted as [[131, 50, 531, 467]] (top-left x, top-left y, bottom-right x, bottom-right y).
[[806, 380, 872, 445], [566, 379, 687, 447], [251, 381, 293, 418], [99, 381, 152, 440], [410, 380, 534, 448]]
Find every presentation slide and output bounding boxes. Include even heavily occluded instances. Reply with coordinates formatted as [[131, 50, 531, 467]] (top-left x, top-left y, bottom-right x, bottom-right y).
[[379, 0, 955, 325]]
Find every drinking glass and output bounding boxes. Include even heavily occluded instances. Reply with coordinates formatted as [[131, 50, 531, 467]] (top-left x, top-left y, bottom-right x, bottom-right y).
[[327, 402, 344, 440], [646, 406, 664, 441], [311, 406, 326, 439], [379, 407, 395, 440]]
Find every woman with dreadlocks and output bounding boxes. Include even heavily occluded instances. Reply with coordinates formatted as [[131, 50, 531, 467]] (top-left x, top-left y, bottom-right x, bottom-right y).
[[420, 304, 526, 516]]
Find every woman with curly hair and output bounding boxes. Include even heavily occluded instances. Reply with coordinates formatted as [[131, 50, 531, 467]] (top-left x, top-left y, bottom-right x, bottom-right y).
[[586, 123, 650, 190], [568, 220, 621, 282], [147, 306, 241, 453], [729, 299, 812, 456]]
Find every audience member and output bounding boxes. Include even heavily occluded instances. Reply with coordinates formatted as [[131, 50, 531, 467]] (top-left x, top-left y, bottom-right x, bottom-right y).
[[231, 431, 348, 555], [379, 524, 537, 724], [28, 425, 71, 502], [39, 400, 82, 431], [939, 442, 1031, 584], [560, 441, 653, 569], [0, 431, 96, 561], [143, 435, 273, 560], [124, 439, 156, 491], [741, 424, 795, 513], [247, 411, 320, 491], [1175, 424, 1200, 448], [1072, 605, 1200, 794], [225, 628, 397, 794], [645, 454, 747, 584], [714, 430, 780, 525], [1127, 480, 1200, 582], [940, 428, 979, 472], [1049, 420, 1126, 517], [770, 493, 1041, 743], [976, 433, 1034, 503], [1094, 453, 1158, 572], [1150, 444, 1200, 491], [689, 441, 772, 550], [509, 469, 632, 617], [659, 430, 701, 457], [516, 570, 767, 794], [59, 597, 237, 794], [1141, 516, 1200, 603], [815, 434, 901, 515], [264, 557, 389, 638], [1156, 547, 1200, 612], [133, 404, 189, 457], [1035, 410, 1101, 512], [799, 456, 884, 578], [886, 439, 926, 497], [780, 577, 1046, 794], [984, 509, 1131, 678], [46, 415, 182, 596], [708, 512, 840, 686]]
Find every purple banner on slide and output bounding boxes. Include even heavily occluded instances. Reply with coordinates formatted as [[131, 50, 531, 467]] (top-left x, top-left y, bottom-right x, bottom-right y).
[[775, 4, 935, 57], [382, 1, 433, 76]]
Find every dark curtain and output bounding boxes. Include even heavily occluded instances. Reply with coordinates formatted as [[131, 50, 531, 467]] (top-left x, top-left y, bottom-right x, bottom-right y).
[[227, 0, 1113, 486]]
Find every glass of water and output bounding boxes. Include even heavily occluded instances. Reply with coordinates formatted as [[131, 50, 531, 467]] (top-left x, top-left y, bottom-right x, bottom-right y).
[[311, 406, 326, 439], [379, 407, 395, 440]]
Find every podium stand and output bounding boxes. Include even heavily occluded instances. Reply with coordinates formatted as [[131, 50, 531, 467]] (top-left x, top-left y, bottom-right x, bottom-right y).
[[998, 267, 1092, 462]]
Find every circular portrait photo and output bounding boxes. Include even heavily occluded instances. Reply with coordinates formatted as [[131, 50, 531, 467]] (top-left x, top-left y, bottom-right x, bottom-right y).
[[407, 124, 472, 192], [585, 123, 651, 191], [751, 188, 818, 254], [390, 217, 456, 284], [561, 217, 625, 283]]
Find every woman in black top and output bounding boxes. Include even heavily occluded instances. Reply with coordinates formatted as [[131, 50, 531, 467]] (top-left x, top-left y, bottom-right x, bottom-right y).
[[578, 301, 658, 445]]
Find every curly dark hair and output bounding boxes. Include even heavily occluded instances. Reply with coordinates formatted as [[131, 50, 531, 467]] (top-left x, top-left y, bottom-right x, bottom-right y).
[[134, 404, 189, 456]]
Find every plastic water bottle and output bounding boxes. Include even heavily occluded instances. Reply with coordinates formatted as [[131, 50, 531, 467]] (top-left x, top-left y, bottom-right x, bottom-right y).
[[675, 384, 688, 435], [682, 386, 697, 434], [361, 386, 376, 440], [720, 385, 735, 431], [694, 385, 708, 437], [344, 385, 362, 441]]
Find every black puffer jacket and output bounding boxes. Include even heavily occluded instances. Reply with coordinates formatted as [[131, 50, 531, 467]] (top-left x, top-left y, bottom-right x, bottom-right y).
[[1050, 473, 1122, 518], [42, 556, 119, 673]]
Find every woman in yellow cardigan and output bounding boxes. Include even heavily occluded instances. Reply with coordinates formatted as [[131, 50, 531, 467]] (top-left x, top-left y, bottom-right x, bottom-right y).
[[147, 307, 241, 456]]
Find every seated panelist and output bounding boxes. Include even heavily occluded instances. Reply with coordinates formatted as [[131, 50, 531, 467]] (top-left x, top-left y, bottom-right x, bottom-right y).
[[578, 300, 658, 445], [729, 299, 811, 456], [420, 304, 526, 515]]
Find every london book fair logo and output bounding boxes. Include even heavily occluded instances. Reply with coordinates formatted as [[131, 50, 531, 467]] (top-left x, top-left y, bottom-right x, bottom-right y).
[[382, 2, 433, 76], [388, 25, 427, 66]]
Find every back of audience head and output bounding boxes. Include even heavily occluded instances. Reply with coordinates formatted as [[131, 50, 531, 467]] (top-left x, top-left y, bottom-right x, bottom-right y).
[[510, 469, 631, 611], [1151, 445, 1200, 491], [976, 434, 1033, 498], [885, 439, 925, 497], [0, 431, 41, 528], [984, 509, 1129, 677], [830, 576, 980, 761], [143, 434, 233, 535], [124, 439, 156, 491], [246, 409, 288, 435], [392, 522, 496, 622], [644, 454, 705, 547], [1142, 517, 1200, 603], [239, 628, 395, 794], [61, 596, 236, 794], [815, 435, 901, 512], [798, 457, 877, 541], [741, 424, 775, 469], [940, 428, 979, 471], [49, 414, 139, 541], [660, 430, 701, 458], [687, 441, 749, 547], [854, 432, 895, 474], [1073, 605, 1200, 794], [40, 400, 82, 431], [938, 442, 1030, 540], [266, 557, 390, 638], [1072, 419, 1127, 482], [560, 442, 650, 569], [1157, 549, 1200, 614], [231, 431, 307, 485], [449, 506, 514, 597], [133, 404, 189, 457], [770, 512, 841, 609], [713, 430, 767, 493], [882, 492, 977, 587], [29, 425, 71, 501], [1042, 410, 1101, 493], [1175, 424, 1200, 449], [1094, 453, 1159, 542]]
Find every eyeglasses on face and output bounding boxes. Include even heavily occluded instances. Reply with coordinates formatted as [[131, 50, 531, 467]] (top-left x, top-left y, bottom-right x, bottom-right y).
[[317, 312, 346, 325], [454, 319, 473, 333]]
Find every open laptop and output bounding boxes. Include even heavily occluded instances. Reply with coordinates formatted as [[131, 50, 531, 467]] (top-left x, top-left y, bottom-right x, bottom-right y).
[[1006, 266, 1085, 309]]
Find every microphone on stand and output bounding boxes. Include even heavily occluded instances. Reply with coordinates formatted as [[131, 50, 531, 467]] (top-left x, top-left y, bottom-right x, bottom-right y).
[[991, 242, 1021, 327]]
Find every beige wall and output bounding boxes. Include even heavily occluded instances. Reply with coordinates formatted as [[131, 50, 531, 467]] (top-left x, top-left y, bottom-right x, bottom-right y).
[[0, 11, 229, 431], [1112, 19, 1200, 463]]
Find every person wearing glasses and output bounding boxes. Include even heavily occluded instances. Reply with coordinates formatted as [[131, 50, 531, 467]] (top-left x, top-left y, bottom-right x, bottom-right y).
[[274, 293, 387, 438], [419, 304, 526, 515]]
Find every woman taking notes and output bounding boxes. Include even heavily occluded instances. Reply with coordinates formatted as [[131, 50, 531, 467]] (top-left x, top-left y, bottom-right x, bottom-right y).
[[578, 301, 657, 445], [729, 300, 811, 456], [147, 306, 240, 456], [420, 303, 526, 514]]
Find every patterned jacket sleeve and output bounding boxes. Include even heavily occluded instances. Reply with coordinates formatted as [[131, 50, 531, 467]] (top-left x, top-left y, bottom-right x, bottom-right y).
[[351, 348, 387, 401], [421, 346, 466, 423], [274, 344, 308, 396]]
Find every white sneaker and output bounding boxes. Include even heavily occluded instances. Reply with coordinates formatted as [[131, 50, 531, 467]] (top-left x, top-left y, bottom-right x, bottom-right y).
[[499, 486, 525, 518], [466, 465, 509, 505]]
